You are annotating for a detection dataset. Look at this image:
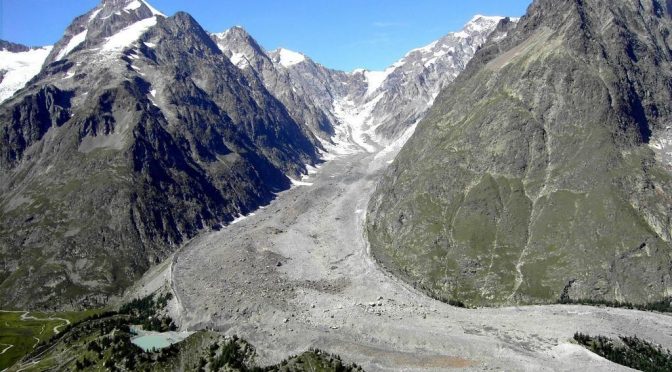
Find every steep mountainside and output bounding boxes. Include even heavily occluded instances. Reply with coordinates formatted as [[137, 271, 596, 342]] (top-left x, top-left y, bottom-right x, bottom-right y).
[[366, 15, 516, 141], [368, 0, 672, 306], [0, 41, 52, 103], [0, 0, 319, 310], [212, 27, 336, 142]]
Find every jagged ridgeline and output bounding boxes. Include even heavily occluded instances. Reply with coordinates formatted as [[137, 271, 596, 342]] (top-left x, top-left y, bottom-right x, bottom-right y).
[[367, 0, 672, 306], [0, 0, 320, 310]]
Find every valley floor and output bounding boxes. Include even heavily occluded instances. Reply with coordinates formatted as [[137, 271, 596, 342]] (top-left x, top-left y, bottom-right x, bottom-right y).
[[131, 142, 672, 371]]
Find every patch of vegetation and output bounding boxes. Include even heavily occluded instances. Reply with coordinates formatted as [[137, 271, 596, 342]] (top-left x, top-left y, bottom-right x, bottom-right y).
[[193, 336, 365, 372], [12, 313, 181, 371], [423, 292, 468, 308], [5, 292, 177, 370], [206, 336, 253, 371], [267, 348, 364, 372], [559, 297, 672, 313], [574, 332, 672, 372], [205, 338, 363, 372], [119, 292, 176, 331], [0, 308, 104, 370]]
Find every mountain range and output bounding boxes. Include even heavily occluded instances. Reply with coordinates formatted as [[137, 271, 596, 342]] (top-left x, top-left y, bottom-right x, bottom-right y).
[[5, 0, 672, 370], [0, 0, 504, 309]]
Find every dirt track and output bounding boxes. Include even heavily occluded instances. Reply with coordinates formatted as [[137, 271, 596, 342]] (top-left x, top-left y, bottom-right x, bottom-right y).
[[141, 144, 672, 371]]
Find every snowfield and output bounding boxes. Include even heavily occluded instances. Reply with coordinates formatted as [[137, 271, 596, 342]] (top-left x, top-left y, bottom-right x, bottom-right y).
[[102, 16, 158, 52], [0, 46, 52, 103]]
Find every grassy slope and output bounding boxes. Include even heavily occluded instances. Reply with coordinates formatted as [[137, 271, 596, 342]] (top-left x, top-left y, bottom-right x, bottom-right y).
[[0, 309, 103, 370], [367, 6, 672, 306]]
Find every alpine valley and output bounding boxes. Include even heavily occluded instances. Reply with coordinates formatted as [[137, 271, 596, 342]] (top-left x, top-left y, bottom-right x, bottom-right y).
[[2, 0, 672, 371]]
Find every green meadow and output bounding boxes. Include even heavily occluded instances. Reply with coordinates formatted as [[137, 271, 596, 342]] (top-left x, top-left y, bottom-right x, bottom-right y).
[[0, 309, 102, 370]]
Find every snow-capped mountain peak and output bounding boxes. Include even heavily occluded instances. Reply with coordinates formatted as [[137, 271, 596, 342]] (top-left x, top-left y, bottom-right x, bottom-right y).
[[455, 15, 504, 37], [123, 0, 164, 16], [98, 0, 163, 15], [49, 0, 164, 63], [212, 26, 265, 69], [468, 14, 505, 24]]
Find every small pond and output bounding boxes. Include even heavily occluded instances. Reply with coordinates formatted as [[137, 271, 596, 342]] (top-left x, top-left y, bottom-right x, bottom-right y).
[[130, 327, 193, 352]]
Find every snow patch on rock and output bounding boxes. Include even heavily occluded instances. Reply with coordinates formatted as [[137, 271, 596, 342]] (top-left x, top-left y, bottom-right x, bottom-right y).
[[139, 0, 164, 16], [0, 46, 53, 103], [88, 8, 102, 22], [229, 52, 249, 68], [102, 16, 158, 52], [289, 178, 314, 187], [276, 48, 305, 67], [364, 68, 395, 97], [124, 0, 143, 11], [56, 30, 87, 61]]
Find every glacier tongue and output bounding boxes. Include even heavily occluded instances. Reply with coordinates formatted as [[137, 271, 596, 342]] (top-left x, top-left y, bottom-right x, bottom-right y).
[[331, 94, 384, 154]]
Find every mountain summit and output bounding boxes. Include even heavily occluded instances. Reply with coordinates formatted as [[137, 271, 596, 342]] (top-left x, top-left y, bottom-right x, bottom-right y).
[[45, 0, 162, 64], [367, 0, 672, 306]]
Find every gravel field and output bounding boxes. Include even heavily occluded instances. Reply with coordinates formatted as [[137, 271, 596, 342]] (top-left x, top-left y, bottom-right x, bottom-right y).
[[128, 143, 672, 371]]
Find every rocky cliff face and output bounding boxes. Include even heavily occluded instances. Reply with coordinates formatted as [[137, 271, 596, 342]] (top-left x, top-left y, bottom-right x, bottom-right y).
[[367, 0, 672, 306], [213, 28, 336, 143], [0, 0, 319, 310], [0, 41, 33, 53]]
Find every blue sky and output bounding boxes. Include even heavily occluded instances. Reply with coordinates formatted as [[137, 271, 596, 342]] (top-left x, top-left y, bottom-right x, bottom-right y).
[[1, 0, 531, 71]]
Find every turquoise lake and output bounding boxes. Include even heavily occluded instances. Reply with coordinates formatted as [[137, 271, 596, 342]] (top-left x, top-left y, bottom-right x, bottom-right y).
[[131, 335, 172, 351]]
